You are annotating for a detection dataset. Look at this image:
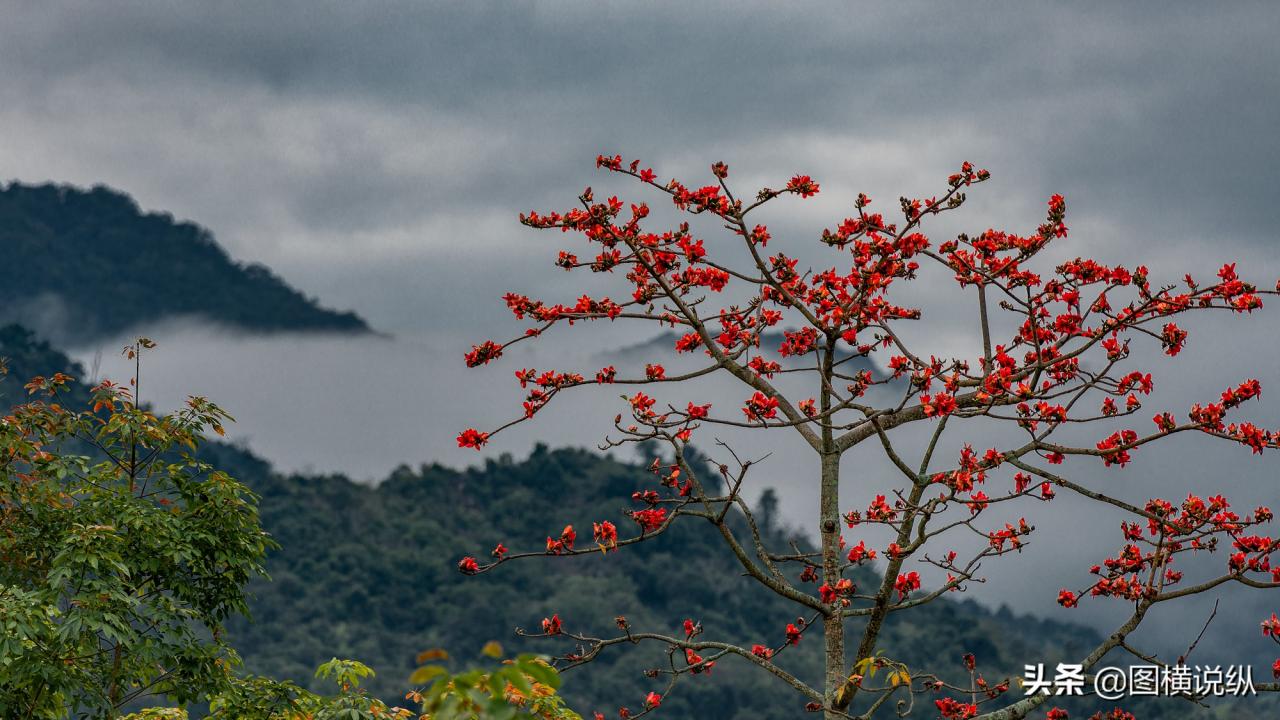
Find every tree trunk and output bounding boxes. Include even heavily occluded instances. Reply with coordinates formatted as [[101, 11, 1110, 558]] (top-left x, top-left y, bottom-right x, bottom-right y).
[[821, 449, 844, 718]]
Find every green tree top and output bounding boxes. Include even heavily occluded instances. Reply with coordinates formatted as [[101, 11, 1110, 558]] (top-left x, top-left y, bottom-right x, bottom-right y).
[[0, 338, 273, 718]]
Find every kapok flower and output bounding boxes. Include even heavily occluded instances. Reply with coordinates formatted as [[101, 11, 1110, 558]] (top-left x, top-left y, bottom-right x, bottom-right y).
[[847, 540, 876, 564], [593, 521, 618, 550], [1262, 613, 1280, 639], [922, 393, 957, 417], [894, 571, 921, 600], [464, 340, 504, 367], [786, 174, 820, 198], [686, 402, 711, 419], [742, 391, 780, 422], [456, 428, 489, 450], [631, 507, 667, 533], [934, 697, 977, 719]]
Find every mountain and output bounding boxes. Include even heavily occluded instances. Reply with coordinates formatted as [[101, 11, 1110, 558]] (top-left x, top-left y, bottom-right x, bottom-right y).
[[0, 181, 370, 344], [222, 447, 1099, 719], [0, 323, 93, 408]]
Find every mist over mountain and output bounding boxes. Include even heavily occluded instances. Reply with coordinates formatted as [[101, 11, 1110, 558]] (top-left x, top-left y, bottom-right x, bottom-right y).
[[601, 330, 884, 376], [0, 181, 370, 345]]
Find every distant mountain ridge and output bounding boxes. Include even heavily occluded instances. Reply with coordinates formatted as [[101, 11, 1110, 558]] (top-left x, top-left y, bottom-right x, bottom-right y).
[[0, 181, 370, 343]]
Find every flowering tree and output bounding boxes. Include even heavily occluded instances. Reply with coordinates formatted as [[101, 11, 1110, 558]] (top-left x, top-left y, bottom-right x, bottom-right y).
[[455, 154, 1280, 718]]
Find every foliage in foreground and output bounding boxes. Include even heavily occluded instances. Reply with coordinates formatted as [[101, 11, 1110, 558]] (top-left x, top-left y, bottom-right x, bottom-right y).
[[0, 340, 272, 717]]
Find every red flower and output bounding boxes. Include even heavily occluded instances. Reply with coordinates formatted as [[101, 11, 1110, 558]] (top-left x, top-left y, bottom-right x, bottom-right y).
[[894, 571, 921, 600], [464, 340, 504, 367], [1263, 613, 1280, 638], [743, 391, 780, 422], [967, 491, 990, 515], [922, 393, 957, 417], [935, 697, 977, 719], [594, 521, 618, 550], [1161, 322, 1188, 356], [684, 648, 713, 673], [628, 392, 657, 418], [645, 363, 666, 380], [491, 543, 508, 559], [542, 614, 562, 635], [456, 428, 489, 450], [686, 402, 711, 419], [786, 174, 820, 198], [644, 692, 662, 708], [819, 583, 837, 604], [631, 507, 667, 532], [675, 332, 702, 353], [458, 556, 479, 574], [547, 525, 576, 555], [752, 644, 773, 660], [847, 540, 876, 564], [866, 495, 897, 522], [1057, 589, 1078, 608], [785, 623, 803, 645], [819, 578, 854, 604]]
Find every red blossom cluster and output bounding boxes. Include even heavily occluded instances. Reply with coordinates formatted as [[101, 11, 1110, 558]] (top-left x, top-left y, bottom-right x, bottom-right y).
[[742, 391, 780, 422], [546, 525, 576, 555], [1056, 493, 1277, 610], [894, 571, 921, 600], [935, 697, 977, 719], [593, 521, 618, 551]]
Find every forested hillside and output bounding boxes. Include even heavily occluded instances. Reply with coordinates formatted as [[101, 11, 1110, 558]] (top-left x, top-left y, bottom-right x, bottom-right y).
[[226, 447, 1105, 718], [0, 182, 369, 343]]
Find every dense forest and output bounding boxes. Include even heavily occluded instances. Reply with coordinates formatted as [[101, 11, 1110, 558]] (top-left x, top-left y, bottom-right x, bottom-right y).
[[4, 323, 1272, 718], [0, 182, 370, 343]]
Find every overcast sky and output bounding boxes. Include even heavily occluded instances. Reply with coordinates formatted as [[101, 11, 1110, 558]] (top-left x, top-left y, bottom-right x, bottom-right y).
[[5, 1, 1280, 670], [4, 2, 1280, 331]]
